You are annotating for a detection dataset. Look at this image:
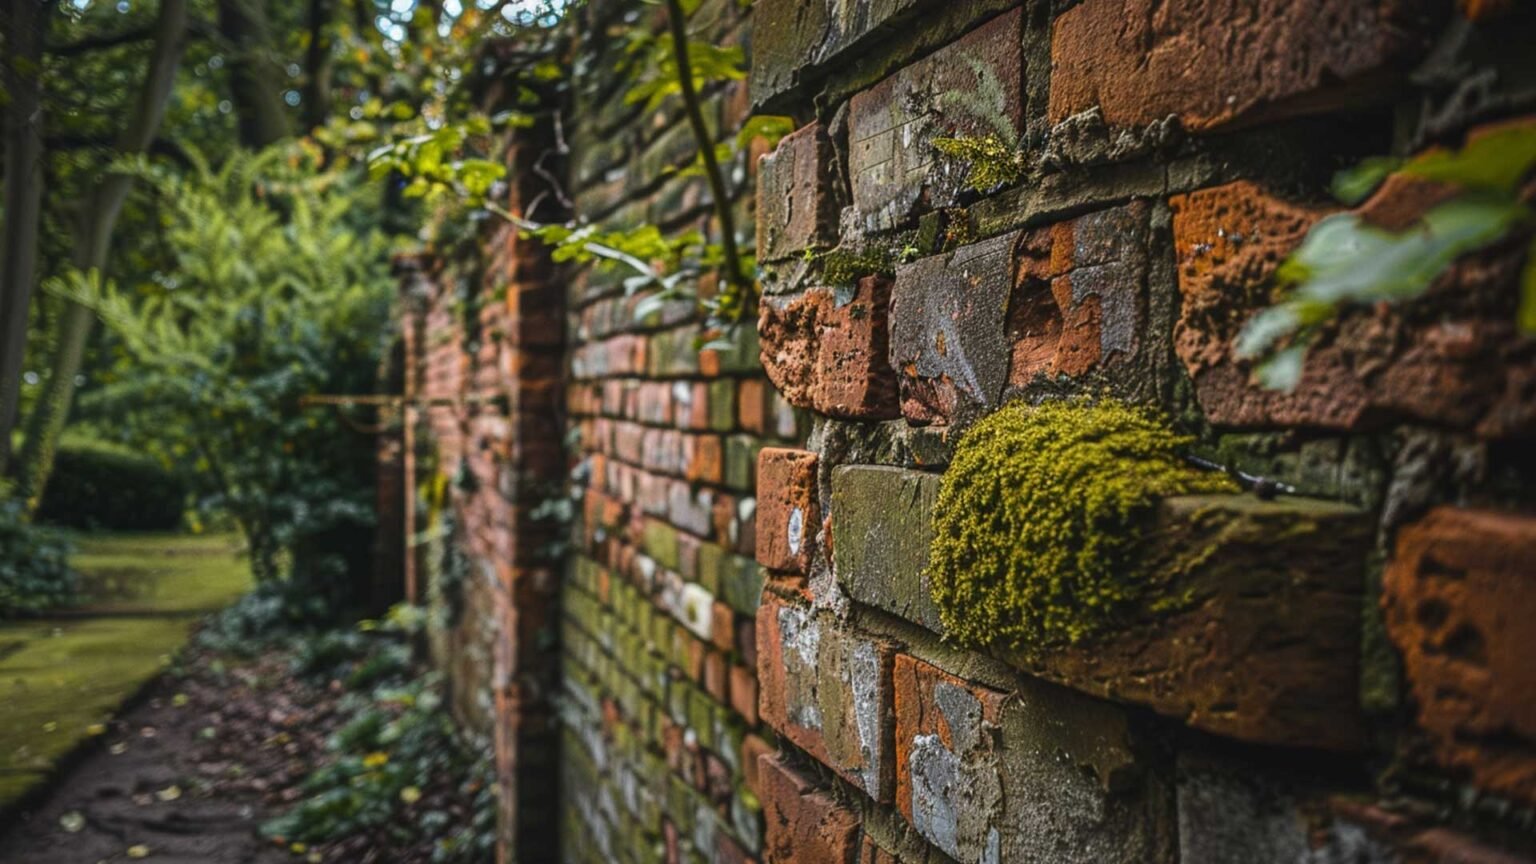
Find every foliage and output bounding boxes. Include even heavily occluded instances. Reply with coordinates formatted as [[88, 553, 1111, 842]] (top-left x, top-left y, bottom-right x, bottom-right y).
[[928, 400, 1235, 648], [0, 493, 77, 619], [932, 134, 1027, 193], [624, 34, 744, 112], [53, 145, 395, 599], [1239, 123, 1536, 389], [263, 671, 495, 862], [33, 435, 186, 532]]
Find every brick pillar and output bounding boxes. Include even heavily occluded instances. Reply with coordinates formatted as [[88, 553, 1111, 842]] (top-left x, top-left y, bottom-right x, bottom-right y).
[[491, 121, 566, 864]]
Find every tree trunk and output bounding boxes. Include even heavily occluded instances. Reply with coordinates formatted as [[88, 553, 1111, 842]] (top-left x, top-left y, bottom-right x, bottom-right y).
[[217, 0, 292, 147], [300, 0, 333, 133], [14, 0, 189, 509], [0, 0, 51, 479]]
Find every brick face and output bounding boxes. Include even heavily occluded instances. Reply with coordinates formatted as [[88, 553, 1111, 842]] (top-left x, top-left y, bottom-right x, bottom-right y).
[[890, 232, 1018, 425], [1171, 168, 1536, 435], [754, 448, 819, 574], [757, 592, 898, 801], [1049, 0, 1435, 131], [757, 122, 843, 264], [758, 277, 901, 421], [1384, 507, 1536, 806], [758, 752, 863, 864], [847, 9, 1024, 231]]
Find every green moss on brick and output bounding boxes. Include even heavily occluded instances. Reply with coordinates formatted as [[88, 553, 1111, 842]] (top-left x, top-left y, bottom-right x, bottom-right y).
[[928, 399, 1236, 648]]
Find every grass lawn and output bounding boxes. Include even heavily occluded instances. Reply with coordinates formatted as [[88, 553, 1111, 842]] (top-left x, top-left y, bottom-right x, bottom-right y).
[[0, 533, 252, 811]]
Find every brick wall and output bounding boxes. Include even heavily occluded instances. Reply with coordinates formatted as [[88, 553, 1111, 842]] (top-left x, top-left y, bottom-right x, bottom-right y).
[[556, 3, 805, 862], [744, 1, 1536, 862], [392, 0, 1536, 862]]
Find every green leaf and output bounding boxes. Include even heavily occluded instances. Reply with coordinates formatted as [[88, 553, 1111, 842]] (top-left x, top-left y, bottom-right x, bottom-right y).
[[1331, 156, 1403, 204], [1254, 344, 1307, 391], [1401, 124, 1536, 193], [1520, 236, 1536, 335]]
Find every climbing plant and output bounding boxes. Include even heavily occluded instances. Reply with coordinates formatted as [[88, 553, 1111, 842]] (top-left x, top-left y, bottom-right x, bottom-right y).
[[927, 400, 1235, 648], [364, 3, 792, 345], [1238, 123, 1536, 389]]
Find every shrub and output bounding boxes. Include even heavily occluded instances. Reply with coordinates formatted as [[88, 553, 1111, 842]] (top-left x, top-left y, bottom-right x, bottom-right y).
[[65, 145, 396, 615], [0, 493, 77, 618], [33, 435, 185, 531]]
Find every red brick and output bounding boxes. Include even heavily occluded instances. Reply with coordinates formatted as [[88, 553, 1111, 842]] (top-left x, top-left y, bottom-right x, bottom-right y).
[[711, 601, 736, 652], [1383, 507, 1536, 805], [1049, 0, 1432, 131], [759, 277, 901, 420], [1170, 173, 1536, 434], [1010, 202, 1150, 385], [756, 122, 843, 263], [758, 752, 862, 864], [739, 378, 770, 435], [754, 448, 819, 573], [684, 435, 724, 484], [741, 733, 774, 798], [730, 664, 760, 726], [847, 10, 1023, 229], [703, 650, 729, 702], [756, 592, 896, 801], [891, 655, 1006, 828]]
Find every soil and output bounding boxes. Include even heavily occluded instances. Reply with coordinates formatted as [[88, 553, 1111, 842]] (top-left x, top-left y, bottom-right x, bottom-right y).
[[0, 642, 342, 864]]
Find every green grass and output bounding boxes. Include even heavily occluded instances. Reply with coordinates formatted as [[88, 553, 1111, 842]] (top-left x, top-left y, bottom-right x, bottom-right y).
[[0, 533, 252, 811]]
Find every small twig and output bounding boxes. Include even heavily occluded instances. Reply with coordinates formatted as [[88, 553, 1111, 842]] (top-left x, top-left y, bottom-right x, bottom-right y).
[[1184, 454, 1298, 500]]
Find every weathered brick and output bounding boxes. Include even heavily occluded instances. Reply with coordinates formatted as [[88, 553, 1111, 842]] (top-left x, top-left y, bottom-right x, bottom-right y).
[[754, 448, 818, 574], [757, 593, 897, 801], [1170, 173, 1536, 434], [1383, 507, 1536, 805], [756, 122, 843, 263], [890, 232, 1019, 425], [847, 9, 1023, 231], [1010, 202, 1152, 386], [758, 751, 862, 864], [830, 465, 944, 633], [758, 277, 901, 420], [893, 654, 1172, 863], [1049, 0, 1434, 132], [748, 0, 923, 108]]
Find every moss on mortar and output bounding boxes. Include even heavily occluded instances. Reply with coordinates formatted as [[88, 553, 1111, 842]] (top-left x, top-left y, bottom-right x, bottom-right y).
[[928, 400, 1236, 648], [931, 134, 1026, 193]]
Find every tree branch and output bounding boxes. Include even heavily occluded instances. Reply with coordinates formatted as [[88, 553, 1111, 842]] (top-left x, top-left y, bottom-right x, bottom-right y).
[[48, 24, 154, 56], [663, 0, 747, 297]]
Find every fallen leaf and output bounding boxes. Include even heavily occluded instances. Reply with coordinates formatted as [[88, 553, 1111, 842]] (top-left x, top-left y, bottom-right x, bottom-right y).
[[156, 785, 181, 802], [127, 844, 151, 858], [59, 811, 85, 833]]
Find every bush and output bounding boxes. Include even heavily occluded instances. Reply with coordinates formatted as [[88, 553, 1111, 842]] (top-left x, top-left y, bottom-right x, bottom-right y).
[[33, 435, 185, 531], [67, 145, 395, 615], [0, 494, 77, 618]]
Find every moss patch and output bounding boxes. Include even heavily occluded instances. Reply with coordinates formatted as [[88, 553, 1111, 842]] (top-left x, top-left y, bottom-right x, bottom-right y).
[[931, 135, 1026, 193], [928, 400, 1236, 648]]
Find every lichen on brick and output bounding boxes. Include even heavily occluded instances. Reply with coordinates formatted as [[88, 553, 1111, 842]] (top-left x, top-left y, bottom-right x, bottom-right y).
[[928, 399, 1236, 648]]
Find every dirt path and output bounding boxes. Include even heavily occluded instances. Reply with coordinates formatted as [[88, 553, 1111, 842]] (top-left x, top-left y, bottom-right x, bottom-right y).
[[0, 668, 297, 864]]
